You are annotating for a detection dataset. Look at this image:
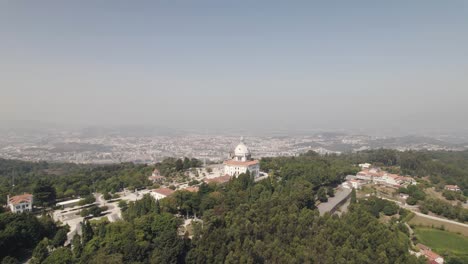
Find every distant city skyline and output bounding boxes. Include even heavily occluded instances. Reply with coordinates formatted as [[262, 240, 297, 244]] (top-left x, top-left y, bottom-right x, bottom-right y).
[[1, 1, 467, 135]]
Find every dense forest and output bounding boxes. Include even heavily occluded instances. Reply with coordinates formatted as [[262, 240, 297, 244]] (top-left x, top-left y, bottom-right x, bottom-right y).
[[0, 157, 202, 205], [1, 153, 429, 263], [0, 212, 64, 262], [0, 159, 151, 205], [1, 149, 468, 263], [65, 156, 425, 263]]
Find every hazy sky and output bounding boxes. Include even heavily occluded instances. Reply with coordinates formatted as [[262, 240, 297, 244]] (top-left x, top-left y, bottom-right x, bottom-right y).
[[1, 1, 467, 134]]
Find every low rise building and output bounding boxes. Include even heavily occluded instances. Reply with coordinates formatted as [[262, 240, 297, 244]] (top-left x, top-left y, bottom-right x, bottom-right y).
[[356, 167, 416, 187], [356, 168, 383, 181], [417, 244, 444, 264], [359, 163, 371, 169], [183, 186, 199, 192], [342, 179, 363, 190], [148, 169, 165, 183], [151, 188, 175, 200], [223, 138, 260, 178], [56, 198, 83, 209], [444, 185, 461, 192], [204, 175, 232, 185], [7, 193, 33, 213]]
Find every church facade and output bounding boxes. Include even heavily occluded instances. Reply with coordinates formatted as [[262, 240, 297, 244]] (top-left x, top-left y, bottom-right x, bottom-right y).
[[223, 138, 260, 178]]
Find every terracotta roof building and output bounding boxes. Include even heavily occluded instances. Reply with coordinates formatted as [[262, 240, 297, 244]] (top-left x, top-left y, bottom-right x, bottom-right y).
[[148, 175, 165, 183], [204, 175, 232, 184], [184, 186, 200, 192], [7, 193, 33, 213], [444, 185, 461, 192], [223, 137, 260, 178], [151, 188, 175, 200], [417, 244, 444, 264]]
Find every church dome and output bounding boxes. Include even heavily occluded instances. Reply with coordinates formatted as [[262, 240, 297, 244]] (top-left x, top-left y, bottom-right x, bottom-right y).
[[235, 142, 250, 156]]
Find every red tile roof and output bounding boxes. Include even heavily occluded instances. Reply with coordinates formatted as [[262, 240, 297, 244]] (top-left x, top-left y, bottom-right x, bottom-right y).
[[417, 244, 443, 262], [357, 169, 385, 177], [184, 186, 199, 192], [205, 175, 232, 184], [8, 193, 33, 205], [224, 160, 259, 166], [152, 188, 175, 197], [424, 250, 442, 261]]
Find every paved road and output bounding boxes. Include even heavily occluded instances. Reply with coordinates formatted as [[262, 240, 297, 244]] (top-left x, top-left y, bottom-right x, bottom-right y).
[[378, 195, 468, 228], [411, 210, 468, 228], [65, 221, 82, 246]]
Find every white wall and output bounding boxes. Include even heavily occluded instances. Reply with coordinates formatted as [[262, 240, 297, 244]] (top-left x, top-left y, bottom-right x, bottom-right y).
[[9, 201, 33, 213], [224, 164, 260, 178], [150, 192, 167, 201]]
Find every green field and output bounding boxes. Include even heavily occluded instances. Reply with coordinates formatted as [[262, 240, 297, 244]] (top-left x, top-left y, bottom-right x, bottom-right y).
[[409, 214, 468, 236], [414, 227, 468, 262]]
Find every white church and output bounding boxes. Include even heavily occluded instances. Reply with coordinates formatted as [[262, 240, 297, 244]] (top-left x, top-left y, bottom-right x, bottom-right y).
[[223, 138, 260, 178]]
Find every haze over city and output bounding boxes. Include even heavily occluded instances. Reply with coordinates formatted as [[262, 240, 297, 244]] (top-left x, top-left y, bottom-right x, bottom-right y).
[[2, 2, 468, 264], [1, 1, 468, 136]]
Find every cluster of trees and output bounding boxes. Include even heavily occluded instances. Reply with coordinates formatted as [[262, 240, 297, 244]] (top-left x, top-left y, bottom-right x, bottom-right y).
[[0, 159, 157, 205], [396, 181, 468, 223], [78, 195, 96, 206], [66, 202, 188, 263], [184, 154, 423, 263], [261, 152, 357, 185], [316, 186, 334, 202], [0, 156, 204, 207], [30, 225, 70, 264], [442, 190, 466, 202], [419, 198, 468, 223], [66, 154, 425, 263], [359, 197, 401, 217], [79, 205, 108, 218], [155, 157, 202, 177], [0, 213, 62, 263], [6, 149, 468, 263], [398, 185, 426, 205], [103, 192, 120, 201], [33, 180, 57, 207]]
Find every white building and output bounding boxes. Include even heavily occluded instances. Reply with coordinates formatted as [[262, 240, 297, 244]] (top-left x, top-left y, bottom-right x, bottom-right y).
[[357, 168, 416, 187], [151, 188, 174, 200], [7, 193, 33, 213], [224, 138, 260, 178], [359, 163, 371, 169], [148, 168, 164, 183], [342, 179, 363, 190], [56, 198, 83, 209], [445, 185, 461, 192]]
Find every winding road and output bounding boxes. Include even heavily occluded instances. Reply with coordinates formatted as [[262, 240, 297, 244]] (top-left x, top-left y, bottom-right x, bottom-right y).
[[378, 195, 468, 229], [410, 210, 468, 228]]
